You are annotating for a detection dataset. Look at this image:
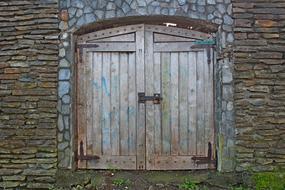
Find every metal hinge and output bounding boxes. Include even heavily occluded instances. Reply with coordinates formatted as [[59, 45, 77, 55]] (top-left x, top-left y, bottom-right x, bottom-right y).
[[75, 141, 100, 161], [192, 142, 216, 165], [192, 39, 215, 65]]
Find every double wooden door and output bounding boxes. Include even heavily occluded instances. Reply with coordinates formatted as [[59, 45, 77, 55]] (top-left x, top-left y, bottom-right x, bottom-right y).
[[76, 24, 215, 170]]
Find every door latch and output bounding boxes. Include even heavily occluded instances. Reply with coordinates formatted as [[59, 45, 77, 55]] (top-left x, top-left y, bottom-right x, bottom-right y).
[[138, 92, 162, 104]]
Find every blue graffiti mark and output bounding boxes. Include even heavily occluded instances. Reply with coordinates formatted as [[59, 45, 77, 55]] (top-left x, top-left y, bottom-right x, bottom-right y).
[[101, 77, 110, 96]]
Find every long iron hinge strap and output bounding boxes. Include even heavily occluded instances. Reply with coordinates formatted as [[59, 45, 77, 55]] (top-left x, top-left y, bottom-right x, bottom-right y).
[[192, 142, 215, 165], [76, 140, 100, 161]]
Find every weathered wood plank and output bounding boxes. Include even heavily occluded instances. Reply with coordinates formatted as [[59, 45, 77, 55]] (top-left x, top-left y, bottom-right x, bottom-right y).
[[102, 53, 111, 155], [136, 28, 146, 170], [84, 42, 136, 52], [188, 52, 197, 155], [110, 52, 120, 156], [77, 48, 87, 168], [145, 30, 155, 169], [150, 156, 214, 170], [93, 52, 103, 157], [128, 52, 137, 156], [179, 52, 189, 155], [154, 42, 203, 52], [87, 155, 137, 170], [170, 52, 179, 155], [145, 24, 211, 40], [161, 52, 171, 156], [154, 33, 196, 42], [153, 52, 161, 156], [119, 53, 129, 155], [78, 24, 143, 43], [204, 49, 214, 157], [86, 52, 93, 160], [196, 51, 205, 156], [88, 33, 135, 43]]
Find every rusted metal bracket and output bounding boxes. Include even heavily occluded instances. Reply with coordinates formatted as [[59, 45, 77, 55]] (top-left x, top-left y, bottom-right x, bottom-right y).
[[192, 39, 215, 65], [77, 44, 99, 63], [192, 142, 216, 165], [75, 141, 100, 161], [138, 92, 163, 104]]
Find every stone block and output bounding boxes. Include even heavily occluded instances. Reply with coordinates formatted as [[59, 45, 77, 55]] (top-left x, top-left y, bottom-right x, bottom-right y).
[[58, 114, 64, 132], [222, 68, 233, 83], [62, 94, 71, 104], [0, 181, 21, 188], [59, 69, 71, 80], [0, 169, 22, 176], [58, 142, 69, 150], [2, 175, 26, 181], [58, 81, 70, 97], [255, 20, 279, 27], [85, 13, 96, 23]]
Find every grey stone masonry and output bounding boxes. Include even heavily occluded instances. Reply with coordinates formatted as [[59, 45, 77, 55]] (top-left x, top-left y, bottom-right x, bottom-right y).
[[58, 0, 235, 171]]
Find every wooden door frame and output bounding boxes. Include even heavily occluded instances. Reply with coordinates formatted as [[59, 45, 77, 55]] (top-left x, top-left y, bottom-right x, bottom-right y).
[[71, 21, 218, 170]]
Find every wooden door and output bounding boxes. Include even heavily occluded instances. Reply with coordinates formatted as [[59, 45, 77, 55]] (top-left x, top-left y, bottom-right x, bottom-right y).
[[76, 25, 146, 169], [144, 25, 215, 170], [76, 24, 215, 170]]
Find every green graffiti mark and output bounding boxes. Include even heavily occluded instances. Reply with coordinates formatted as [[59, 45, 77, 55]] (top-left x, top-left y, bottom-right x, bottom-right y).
[[194, 39, 216, 45]]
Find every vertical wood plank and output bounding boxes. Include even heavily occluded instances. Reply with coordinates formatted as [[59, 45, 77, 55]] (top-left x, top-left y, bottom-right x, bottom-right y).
[[161, 52, 171, 155], [77, 49, 87, 168], [102, 53, 111, 155], [196, 51, 205, 156], [170, 53, 179, 155], [136, 28, 146, 169], [188, 52, 197, 155], [128, 52, 136, 156], [93, 52, 103, 156], [145, 30, 154, 169], [86, 52, 93, 159], [120, 53, 129, 155], [154, 52, 161, 155], [179, 52, 189, 155], [204, 49, 214, 156], [110, 52, 120, 155]]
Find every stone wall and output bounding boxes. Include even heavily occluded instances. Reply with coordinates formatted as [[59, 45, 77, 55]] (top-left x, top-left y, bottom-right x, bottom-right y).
[[233, 0, 285, 171], [0, 0, 58, 189], [58, 0, 235, 172]]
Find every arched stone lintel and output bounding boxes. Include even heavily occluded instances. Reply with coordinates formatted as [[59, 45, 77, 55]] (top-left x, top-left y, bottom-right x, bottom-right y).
[[74, 15, 218, 35]]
